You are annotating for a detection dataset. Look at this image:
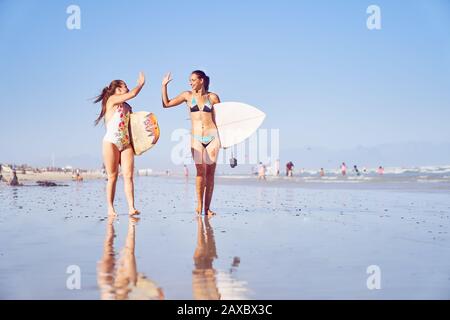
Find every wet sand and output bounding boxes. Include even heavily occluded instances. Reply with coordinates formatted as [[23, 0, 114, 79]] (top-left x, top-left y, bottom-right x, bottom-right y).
[[1, 176, 450, 299]]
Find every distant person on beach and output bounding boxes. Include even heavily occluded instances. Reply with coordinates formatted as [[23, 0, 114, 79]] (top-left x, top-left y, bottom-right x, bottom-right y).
[[183, 165, 189, 178], [72, 168, 83, 181], [94, 72, 145, 216], [286, 161, 294, 177], [320, 168, 325, 177], [377, 166, 384, 175], [274, 159, 280, 176], [258, 162, 266, 180], [10, 169, 20, 186], [341, 162, 347, 176], [353, 165, 361, 176], [162, 70, 221, 216]]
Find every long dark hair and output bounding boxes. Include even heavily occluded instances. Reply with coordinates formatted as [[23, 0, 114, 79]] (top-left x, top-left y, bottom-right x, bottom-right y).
[[192, 70, 210, 91], [93, 80, 125, 125]]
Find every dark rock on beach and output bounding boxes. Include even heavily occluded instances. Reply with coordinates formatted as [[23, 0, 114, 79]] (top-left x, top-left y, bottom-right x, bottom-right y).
[[36, 180, 68, 187]]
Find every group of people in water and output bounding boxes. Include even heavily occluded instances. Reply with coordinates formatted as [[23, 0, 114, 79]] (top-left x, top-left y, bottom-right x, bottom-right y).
[[253, 160, 385, 179], [95, 70, 220, 217], [340, 162, 384, 176], [256, 160, 294, 180]]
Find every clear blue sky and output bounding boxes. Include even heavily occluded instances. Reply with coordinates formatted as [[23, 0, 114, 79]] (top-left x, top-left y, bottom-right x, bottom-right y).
[[1, 0, 449, 169]]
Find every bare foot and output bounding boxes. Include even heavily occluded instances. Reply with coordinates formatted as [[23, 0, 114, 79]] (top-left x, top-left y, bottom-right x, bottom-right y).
[[205, 209, 216, 216], [108, 207, 117, 217], [129, 208, 140, 216], [129, 216, 140, 225], [107, 214, 116, 225]]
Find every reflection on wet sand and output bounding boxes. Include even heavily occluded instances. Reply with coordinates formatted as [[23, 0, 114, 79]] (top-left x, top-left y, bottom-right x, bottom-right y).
[[97, 215, 164, 300], [193, 215, 221, 299], [193, 216, 248, 300]]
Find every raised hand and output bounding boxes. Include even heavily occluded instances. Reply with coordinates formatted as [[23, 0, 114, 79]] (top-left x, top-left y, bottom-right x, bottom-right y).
[[162, 72, 172, 86], [137, 71, 145, 87]]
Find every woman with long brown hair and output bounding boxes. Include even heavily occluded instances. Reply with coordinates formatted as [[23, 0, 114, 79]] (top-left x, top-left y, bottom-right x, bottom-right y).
[[162, 70, 220, 215], [94, 72, 145, 216]]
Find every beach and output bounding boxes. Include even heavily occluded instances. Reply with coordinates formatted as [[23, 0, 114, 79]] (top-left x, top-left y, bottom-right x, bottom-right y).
[[1, 173, 450, 299], [1, 0, 450, 304]]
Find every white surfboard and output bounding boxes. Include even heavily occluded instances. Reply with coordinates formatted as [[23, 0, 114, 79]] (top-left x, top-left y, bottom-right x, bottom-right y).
[[214, 102, 266, 149]]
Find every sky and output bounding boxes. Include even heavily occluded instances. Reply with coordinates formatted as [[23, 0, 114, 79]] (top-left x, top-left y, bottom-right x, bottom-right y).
[[1, 0, 449, 171]]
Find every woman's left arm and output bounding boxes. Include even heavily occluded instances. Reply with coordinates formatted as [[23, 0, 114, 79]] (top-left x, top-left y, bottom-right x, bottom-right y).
[[210, 93, 221, 125], [210, 93, 220, 105]]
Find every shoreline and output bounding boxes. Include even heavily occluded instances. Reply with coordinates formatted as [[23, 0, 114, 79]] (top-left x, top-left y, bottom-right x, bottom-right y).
[[1, 171, 105, 182], [3, 170, 449, 192], [1, 171, 449, 193]]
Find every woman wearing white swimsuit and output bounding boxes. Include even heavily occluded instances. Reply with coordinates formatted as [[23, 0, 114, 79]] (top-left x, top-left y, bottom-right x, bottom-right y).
[[94, 72, 145, 216]]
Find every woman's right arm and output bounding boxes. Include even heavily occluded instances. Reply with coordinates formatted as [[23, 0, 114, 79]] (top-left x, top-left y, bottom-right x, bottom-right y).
[[108, 72, 145, 106], [162, 72, 187, 108]]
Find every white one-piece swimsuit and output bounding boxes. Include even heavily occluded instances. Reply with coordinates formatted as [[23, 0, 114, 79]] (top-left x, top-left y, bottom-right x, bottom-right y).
[[103, 104, 131, 151]]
